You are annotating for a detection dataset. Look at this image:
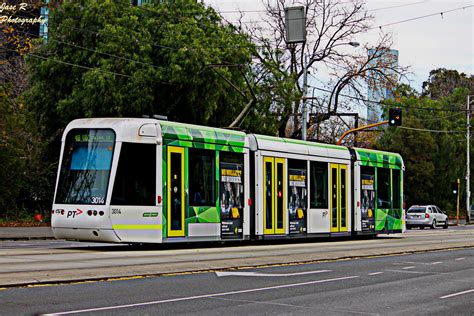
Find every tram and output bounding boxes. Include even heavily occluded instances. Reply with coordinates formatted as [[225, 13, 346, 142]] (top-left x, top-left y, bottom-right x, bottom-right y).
[[51, 118, 405, 243]]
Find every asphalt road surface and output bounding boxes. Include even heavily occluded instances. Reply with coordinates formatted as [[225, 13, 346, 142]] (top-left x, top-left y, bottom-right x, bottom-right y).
[[0, 248, 473, 315], [0, 225, 473, 288]]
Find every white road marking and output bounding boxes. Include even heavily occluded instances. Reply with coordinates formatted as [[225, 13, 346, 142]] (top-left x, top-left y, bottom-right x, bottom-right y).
[[42, 275, 359, 315], [455, 258, 465, 261], [216, 269, 331, 277], [385, 269, 431, 274], [402, 266, 415, 270], [440, 289, 474, 299], [368, 272, 383, 276], [430, 261, 443, 265]]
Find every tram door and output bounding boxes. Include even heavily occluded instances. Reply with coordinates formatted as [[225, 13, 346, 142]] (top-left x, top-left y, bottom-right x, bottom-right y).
[[330, 164, 348, 233], [263, 157, 286, 235], [167, 147, 185, 237]]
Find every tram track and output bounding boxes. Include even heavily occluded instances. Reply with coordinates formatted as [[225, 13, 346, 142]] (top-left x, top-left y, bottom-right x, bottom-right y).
[[0, 228, 473, 288]]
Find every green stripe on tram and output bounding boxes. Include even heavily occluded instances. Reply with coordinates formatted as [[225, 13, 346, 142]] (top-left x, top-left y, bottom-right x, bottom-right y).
[[112, 224, 162, 230]]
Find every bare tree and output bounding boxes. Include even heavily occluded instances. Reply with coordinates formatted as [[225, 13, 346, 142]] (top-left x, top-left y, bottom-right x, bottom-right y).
[[233, 0, 409, 139]]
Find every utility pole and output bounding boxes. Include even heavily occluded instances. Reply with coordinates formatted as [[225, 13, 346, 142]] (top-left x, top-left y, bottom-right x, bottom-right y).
[[302, 55, 308, 140], [467, 95, 470, 223], [456, 178, 460, 225]]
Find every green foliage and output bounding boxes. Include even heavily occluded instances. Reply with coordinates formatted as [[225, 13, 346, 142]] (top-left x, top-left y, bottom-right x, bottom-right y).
[[0, 83, 54, 220], [25, 0, 258, 136], [377, 73, 473, 212]]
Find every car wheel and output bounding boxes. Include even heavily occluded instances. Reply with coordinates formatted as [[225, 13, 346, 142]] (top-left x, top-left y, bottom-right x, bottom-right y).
[[431, 219, 436, 229], [443, 220, 448, 229]]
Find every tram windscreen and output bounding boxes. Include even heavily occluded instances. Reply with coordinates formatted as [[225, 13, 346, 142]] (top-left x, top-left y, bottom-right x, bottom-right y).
[[55, 129, 115, 205]]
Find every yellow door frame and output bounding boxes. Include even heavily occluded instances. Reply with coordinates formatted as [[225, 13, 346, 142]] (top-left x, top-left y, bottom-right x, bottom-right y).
[[330, 164, 349, 233], [339, 164, 348, 232], [167, 146, 185, 237], [263, 157, 286, 235], [330, 164, 339, 233], [263, 157, 274, 234], [275, 158, 286, 235]]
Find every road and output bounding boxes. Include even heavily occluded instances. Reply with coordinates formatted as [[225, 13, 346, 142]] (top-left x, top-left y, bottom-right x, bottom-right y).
[[0, 225, 472, 288], [1, 247, 473, 315]]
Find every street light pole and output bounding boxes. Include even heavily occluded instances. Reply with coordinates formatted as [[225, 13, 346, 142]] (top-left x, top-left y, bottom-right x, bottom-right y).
[[302, 55, 309, 140], [467, 95, 472, 222]]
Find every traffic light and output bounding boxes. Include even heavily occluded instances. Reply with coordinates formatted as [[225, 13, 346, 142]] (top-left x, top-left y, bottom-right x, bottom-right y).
[[388, 108, 402, 126], [451, 181, 458, 195]]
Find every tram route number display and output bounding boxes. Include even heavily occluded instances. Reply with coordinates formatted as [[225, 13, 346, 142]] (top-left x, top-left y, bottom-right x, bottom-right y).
[[220, 163, 243, 239]]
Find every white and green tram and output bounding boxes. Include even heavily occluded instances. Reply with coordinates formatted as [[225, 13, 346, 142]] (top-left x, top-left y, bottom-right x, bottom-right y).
[[51, 118, 405, 243]]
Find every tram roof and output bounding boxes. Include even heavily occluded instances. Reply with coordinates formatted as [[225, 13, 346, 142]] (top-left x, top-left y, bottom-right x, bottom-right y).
[[250, 134, 351, 160], [354, 147, 404, 170], [159, 120, 248, 148]]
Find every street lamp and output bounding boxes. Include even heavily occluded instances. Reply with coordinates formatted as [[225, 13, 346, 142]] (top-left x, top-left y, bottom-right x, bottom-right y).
[[302, 41, 360, 140]]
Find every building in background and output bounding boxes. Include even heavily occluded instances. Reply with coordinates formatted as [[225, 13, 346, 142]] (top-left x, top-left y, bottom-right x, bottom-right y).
[[40, 0, 49, 42], [366, 49, 399, 123]]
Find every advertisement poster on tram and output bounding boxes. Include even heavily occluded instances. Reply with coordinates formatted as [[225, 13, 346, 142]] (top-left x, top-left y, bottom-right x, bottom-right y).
[[288, 168, 307, 235], [361, 172, 375, 231], [220, 162, 243, 239]]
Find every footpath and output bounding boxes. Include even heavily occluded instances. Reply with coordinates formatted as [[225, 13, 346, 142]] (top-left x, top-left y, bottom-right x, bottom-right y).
[[0, 219, 469, 240], [0, 226, 54, 240]]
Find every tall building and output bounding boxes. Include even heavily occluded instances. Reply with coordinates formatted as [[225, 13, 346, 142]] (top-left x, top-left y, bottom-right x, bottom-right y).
[[40, 0, 49, 42], [366, 49, 399, 123]]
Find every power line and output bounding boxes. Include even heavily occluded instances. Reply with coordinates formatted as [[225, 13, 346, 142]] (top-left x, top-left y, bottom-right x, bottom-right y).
[[11, 28, 166, 71], [308, 84, 468, 112], [369, 5, 473, 30], [398, 126, 465, 134], [216, 1, 429, 14], [2, 47, 133, 78]]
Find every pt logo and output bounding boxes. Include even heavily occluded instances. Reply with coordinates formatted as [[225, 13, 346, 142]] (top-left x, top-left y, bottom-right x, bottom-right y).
[[67, 208, 83, 218]]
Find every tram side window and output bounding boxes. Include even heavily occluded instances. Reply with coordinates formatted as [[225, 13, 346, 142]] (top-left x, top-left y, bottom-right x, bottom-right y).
[[111, 143, 156, 206], [392, 169, 401, 209], [377, 168, 391, 209], [310, 162, 328, 208], [189, 148, 215, 206]]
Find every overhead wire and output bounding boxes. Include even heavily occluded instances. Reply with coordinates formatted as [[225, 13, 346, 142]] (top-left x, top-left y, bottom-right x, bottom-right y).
[[308, 84, 468, 112], [2, 47, 133, 78]]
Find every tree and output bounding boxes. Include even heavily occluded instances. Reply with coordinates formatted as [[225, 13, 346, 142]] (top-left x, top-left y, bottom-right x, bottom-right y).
[[235, 0, 409, 138], [0, 82, 53, 219], [25, 0, 257, 138], [422, 68, 474, 99], [377, 74, 473, 213]]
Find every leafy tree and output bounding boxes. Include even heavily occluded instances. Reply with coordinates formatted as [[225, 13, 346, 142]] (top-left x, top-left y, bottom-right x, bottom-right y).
[[25, 0, 258, 137], [377, 74, 473, 213], [0, 83, 53, 219], [422, 68, 474, 99], [234, 0, 409, 138]]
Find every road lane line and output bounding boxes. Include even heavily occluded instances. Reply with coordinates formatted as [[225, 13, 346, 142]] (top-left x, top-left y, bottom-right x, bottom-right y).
[[455, 258, 465, 261], [368, 272, 383, 276], [440, 289, 474, 299], [431, 261, 443, 265], [385, 269, 431, 274], [216, 269, 331, 277], [40, 275, 359, 315], [402, 266, 415, 270]]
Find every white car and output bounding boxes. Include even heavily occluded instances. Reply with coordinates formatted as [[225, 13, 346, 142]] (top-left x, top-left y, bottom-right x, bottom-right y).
[[406, 205, 448, 229]]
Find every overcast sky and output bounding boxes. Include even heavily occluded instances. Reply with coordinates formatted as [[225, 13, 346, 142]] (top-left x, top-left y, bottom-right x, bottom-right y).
[[204, 0, 473, 92]]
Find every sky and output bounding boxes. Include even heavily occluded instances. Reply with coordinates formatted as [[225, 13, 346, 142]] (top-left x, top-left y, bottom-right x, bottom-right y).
[[203, 0, 473, 93]]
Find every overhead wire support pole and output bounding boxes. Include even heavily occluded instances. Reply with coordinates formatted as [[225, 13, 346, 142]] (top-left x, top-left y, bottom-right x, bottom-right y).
[[467, 95, 472, 223], [302, 55, 308, 140], [336, 121, 389, 146]]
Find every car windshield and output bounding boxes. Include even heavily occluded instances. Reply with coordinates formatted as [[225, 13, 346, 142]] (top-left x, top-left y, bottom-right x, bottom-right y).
[[55, 129, 115, 205], [408, 208, 426, 213]]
